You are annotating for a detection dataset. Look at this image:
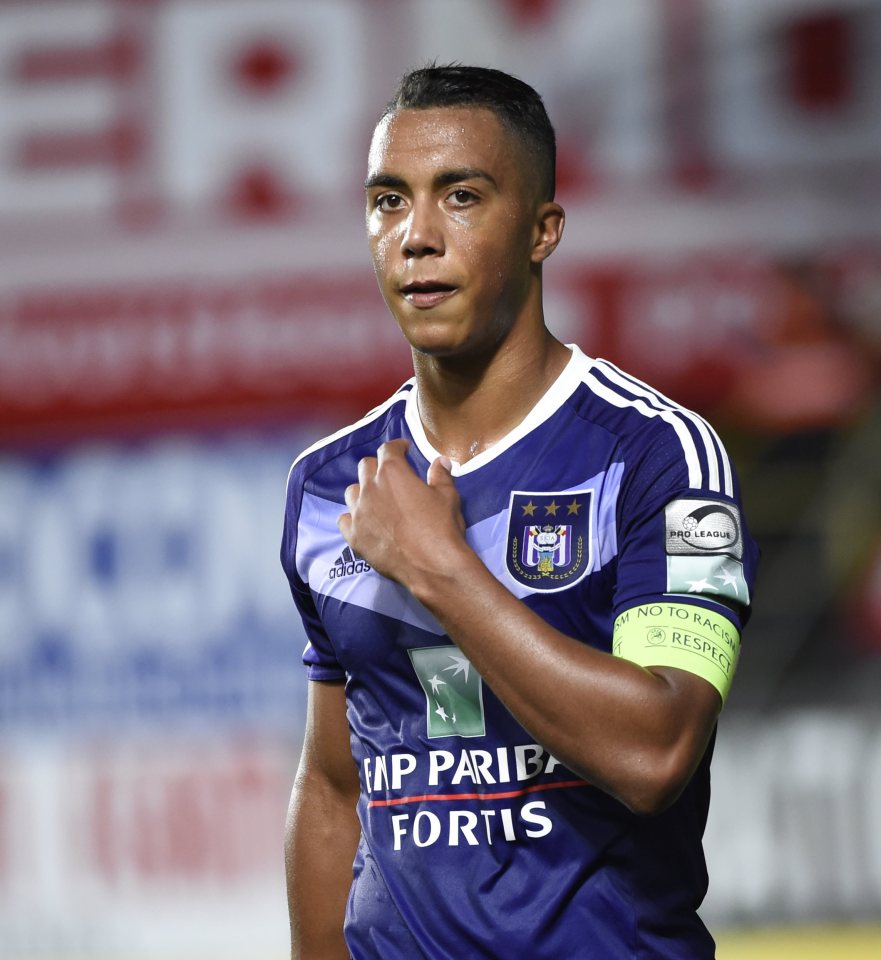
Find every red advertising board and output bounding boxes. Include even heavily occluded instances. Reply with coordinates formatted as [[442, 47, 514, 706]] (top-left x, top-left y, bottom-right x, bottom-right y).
[[2, 250, 879, 445]]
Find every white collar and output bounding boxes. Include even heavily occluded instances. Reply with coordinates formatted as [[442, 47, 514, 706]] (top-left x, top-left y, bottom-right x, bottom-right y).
[[404, 344, 587, 476]]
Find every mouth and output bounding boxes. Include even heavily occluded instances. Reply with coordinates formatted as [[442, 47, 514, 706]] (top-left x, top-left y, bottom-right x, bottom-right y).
[[399, 280, 458, 309]]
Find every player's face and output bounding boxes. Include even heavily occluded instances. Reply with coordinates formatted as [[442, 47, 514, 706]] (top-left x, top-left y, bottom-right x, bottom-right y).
[[365, 106, 557, 359]]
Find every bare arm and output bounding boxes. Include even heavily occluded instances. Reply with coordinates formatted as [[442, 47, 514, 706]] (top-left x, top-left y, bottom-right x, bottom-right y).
[[338, 440, 722, 817], [286, 679, 360, 959]]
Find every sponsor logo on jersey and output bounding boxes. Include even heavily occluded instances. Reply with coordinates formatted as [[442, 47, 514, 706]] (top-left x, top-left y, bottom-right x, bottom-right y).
[[383, 650, 592, 850], [409, 645, 486, 738], [328, 545, 371, 579], [505, 490, 594, 592], [665, 498, 743, 558], [361, 741, 579, 850]]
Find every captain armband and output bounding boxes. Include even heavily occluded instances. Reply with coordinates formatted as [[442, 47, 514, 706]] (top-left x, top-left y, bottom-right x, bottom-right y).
[[612, 602, 741, 703]]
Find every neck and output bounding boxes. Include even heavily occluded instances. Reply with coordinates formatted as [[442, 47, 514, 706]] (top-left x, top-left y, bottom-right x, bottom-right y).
[[412, 325, 571, 464]]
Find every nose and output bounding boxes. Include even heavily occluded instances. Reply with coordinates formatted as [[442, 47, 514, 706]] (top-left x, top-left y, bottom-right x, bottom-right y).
[[400, 200, 444, 258]]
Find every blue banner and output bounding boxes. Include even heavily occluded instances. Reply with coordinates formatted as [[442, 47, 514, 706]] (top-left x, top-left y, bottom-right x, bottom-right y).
[[0, 429, 327, 734]]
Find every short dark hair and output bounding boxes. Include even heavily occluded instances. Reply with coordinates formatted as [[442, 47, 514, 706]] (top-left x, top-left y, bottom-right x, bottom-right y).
[[382, 64, 556, 202]]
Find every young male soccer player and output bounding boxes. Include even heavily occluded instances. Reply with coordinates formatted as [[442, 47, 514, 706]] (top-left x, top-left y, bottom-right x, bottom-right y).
[[281, 65, 758, 959]]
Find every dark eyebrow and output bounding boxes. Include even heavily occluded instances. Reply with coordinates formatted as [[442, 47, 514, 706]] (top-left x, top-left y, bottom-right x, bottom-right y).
[[434, 167, 498, 190], [364, 173, 407, 191], [363, 167, 499, 192]]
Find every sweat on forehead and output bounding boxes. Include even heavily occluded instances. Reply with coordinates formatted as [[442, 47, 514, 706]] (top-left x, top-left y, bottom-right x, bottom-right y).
[[367, 107, 543, 200]]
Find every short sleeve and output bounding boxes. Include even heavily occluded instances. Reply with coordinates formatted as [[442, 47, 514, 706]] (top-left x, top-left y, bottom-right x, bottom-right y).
[[280, 460, 346, 682], [613, 419, 759, 631]]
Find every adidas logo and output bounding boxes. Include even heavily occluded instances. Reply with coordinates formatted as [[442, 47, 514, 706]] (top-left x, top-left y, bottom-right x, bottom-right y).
[[329, 546, 371, 580]]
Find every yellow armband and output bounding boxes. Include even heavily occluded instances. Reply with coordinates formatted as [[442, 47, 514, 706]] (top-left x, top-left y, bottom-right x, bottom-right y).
[[612, 602, 740, 702]]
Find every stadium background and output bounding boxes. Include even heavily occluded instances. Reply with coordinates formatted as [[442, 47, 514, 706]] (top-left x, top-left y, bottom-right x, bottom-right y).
[[1, 0, 880, 957]]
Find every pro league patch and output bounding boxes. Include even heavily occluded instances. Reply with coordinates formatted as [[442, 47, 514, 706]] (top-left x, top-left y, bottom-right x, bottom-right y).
[[665, 498, 743, 558], [505, 490, 593, 592], [665, 498, 749, 604]]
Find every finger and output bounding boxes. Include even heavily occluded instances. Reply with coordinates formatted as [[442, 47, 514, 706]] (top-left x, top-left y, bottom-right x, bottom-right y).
[[357, 456, 376, 486], [426, 455, 454, 488], [337, 512, 353, 541], [344, 482, 360, 510], [377, 438, 411, 465]]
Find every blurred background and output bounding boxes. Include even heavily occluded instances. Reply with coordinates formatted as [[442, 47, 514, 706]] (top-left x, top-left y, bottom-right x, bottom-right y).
[[1, 0, 880, 957]]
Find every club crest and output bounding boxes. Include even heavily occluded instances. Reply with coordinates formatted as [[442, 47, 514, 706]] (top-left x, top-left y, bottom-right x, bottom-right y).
[[505, 490, 594, 592]]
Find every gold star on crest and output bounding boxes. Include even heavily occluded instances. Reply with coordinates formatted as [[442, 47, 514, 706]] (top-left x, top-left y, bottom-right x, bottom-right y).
[[521, 501, 537, 516], [566, 499, 582, 515], [545, 501, 559, 516]]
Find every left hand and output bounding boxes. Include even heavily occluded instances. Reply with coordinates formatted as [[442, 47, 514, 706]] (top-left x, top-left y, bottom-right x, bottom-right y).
[[337, 439, 468, 588]]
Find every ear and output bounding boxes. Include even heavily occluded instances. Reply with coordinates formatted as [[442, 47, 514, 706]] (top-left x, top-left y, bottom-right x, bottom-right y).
[[530, 201, 565, 264]]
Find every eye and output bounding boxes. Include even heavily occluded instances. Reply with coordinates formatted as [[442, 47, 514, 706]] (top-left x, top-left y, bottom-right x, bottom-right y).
[[375, 192, 406, 212], [448, 188, 478, 207]]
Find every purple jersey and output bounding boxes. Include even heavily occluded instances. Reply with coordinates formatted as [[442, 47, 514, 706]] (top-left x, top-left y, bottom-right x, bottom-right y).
[[281, 346, 758, 959]]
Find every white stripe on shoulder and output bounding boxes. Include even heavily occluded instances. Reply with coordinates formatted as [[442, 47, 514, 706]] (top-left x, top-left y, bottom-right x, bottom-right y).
[[582, 367, 703, 489], [581, 359, 728, 495], [284, 381, 414, 488], [593, 359, 733, 497]]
